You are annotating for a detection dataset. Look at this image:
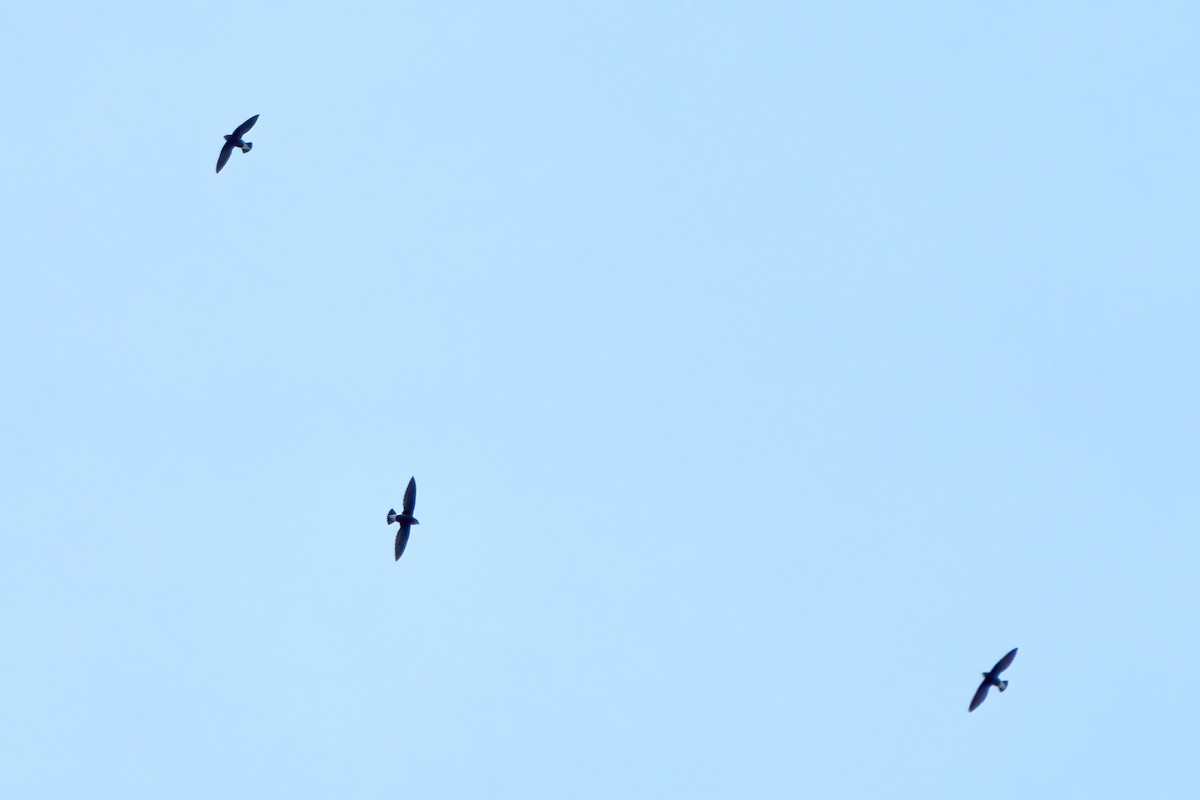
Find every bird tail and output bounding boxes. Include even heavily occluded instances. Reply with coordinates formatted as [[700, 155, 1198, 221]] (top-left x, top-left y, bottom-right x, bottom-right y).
[[387, 509, 397, 525], [241, 141, 253, 153], [997, 680, 1008, 692]]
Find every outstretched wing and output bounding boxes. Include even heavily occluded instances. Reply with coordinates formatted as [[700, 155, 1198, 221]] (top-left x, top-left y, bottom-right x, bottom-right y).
[[991, 648, 1018, 675], [215, 140, 235, 173], [233, 114, 259, 138], [403, 476, 417, 515], [968, 680, 990, 712], [394, 524, 411, 561]]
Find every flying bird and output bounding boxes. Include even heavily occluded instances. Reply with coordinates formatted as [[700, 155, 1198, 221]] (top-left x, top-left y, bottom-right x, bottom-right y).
[[215, 114, 259, 173], [969, 647, 1018, 712], [386, 477, 420, 560]]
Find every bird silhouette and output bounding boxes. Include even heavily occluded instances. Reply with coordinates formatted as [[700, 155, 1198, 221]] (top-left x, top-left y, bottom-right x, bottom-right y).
[[386, 477, 420, 560], [215, 114, 259, 173], [969, 648, 1018, 712]]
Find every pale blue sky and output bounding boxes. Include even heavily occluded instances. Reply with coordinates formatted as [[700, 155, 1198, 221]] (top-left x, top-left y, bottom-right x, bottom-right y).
[[2, 1, 1198, 797]]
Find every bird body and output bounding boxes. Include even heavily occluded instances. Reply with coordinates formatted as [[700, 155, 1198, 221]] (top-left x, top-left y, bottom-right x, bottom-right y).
[[387, 477, 419, 560], [969, 648, 1018, 712], [215, 114, 259, 173]]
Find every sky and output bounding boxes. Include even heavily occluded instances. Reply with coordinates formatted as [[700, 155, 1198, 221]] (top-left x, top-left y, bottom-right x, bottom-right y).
[[2, 1, 1199, 797]]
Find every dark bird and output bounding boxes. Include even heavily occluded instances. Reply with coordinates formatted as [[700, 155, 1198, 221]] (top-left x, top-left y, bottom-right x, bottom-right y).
[[969, 648, 1018, 712], [215, 114, 259, 173], [386, 477, 420, 560]]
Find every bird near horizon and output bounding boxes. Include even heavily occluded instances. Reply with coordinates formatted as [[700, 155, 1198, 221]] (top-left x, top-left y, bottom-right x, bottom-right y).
[[386, 477, 420, 561], [215, 114, 258, 173], [969, 648, 1018, 712]]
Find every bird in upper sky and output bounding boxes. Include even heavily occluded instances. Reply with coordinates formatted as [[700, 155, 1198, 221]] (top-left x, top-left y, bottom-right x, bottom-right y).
[[386, 477, 420, 561], [215, 114, 259, 173], [969, 647, 1018, 712]]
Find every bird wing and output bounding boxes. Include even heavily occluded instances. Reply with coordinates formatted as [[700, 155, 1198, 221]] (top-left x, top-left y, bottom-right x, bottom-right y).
[[394, 524, 411, 561], [968, 680, 990, 712], [233, 114, 259, 138], [991, 648, 1018, 675], [403, 477, 417, 515], [215, 140, 235, 173]]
